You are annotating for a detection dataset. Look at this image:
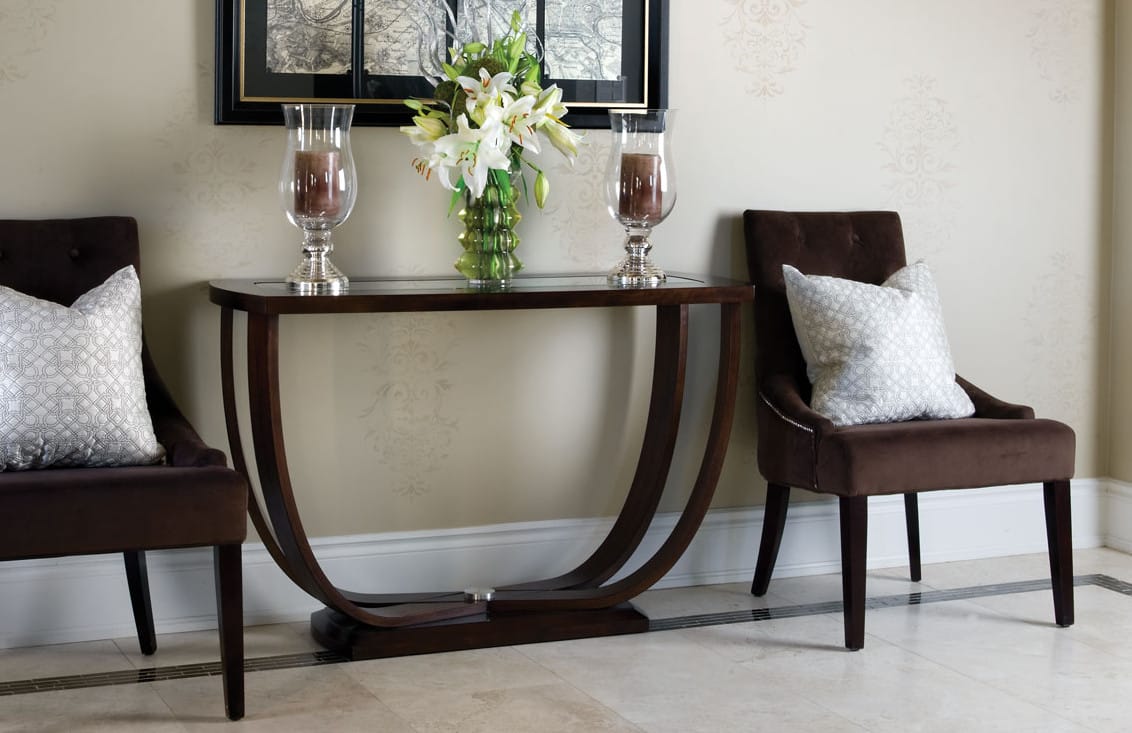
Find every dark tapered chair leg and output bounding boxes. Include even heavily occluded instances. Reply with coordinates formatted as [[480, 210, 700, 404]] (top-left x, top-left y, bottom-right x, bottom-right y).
[[752, 483, 791, 596], [123, 551, 156, 655], [903, 493, 922, 582], [1043, 480, 1074, 628], [214, 544, 244, 721], [840, 496, 868, 651]]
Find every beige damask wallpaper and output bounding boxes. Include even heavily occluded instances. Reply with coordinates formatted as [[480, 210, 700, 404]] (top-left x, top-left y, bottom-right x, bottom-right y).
[[1110, 0, 1132, 481], [0, 0, 1113, 536]]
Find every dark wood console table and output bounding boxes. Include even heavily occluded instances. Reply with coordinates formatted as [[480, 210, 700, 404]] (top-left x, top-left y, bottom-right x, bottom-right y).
[[209, 273, 753, 659]]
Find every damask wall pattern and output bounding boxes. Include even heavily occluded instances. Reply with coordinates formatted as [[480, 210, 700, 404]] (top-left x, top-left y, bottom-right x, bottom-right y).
[[1028, 0, 1100, 104], [152, 68, 278, 276], [1023, 251, 1098, 431], [545, 136, 616, 271], [356, 314, 460, 500], [721, 0, 808, 98], [0, 0, 55, 84], [878, 76, 959, 258]]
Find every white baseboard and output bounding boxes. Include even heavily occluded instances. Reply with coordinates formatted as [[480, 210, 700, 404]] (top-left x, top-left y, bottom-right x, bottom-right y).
[[1105, 479, 1132, 553], [0, 478, 1111, 650]]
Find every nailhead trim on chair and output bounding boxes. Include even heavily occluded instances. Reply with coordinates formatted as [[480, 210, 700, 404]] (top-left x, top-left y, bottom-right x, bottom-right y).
[[760, 390, 819, 491]]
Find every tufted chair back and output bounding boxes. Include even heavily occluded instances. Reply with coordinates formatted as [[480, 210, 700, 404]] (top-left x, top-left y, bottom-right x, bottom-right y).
[[741, 210, 908, 392], [0, 217, 141, 304]]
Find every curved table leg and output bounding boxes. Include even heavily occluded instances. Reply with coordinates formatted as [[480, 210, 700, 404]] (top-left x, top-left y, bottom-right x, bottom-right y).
[[233, 311, 482, 627], [491, 301, 743, 611], [226, 307, 464, 606], [221, 308, 294, 585], [223, 310, 464, 609], [504, 304, 688, 591]]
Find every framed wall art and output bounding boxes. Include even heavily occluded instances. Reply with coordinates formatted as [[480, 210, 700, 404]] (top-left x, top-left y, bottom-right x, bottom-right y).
[[215, 0, 669, 128]]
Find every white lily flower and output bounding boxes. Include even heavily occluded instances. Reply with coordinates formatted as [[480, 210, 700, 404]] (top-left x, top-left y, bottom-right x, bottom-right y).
[[429, 114, 511, 198], [456, 68, 516, 118], [486, 94, 541, 154]]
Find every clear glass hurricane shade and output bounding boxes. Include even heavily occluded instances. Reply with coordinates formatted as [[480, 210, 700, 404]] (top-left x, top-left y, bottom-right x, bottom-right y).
[[604, 109, 676, 287], [279, 103, 358, 294]]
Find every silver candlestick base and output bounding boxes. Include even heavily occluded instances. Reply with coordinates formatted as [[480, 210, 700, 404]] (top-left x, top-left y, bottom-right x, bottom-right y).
[[286, 230, 349, 294], [608, 233, 666, 287], [464, 587, 495, 603]]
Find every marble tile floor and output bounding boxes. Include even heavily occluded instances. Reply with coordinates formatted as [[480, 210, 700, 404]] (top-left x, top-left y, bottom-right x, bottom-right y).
[[2, 548, 1131, 732]]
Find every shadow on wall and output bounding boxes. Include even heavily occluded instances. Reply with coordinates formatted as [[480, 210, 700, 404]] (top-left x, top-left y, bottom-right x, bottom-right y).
[[141, 281, 222, 439]]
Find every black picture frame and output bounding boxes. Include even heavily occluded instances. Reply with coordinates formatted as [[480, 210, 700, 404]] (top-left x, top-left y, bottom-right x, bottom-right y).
[[215, 0, 669, 129]]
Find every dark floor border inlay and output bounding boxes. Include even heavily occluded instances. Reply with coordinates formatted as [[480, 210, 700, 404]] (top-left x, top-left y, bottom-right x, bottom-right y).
[[2, 573, 1128, 697], [648, 573, 1122, 632], [0, 651, 348, 698]]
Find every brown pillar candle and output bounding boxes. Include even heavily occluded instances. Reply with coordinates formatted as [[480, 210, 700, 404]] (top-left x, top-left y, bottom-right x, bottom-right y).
[[293, 150, 341, 217], [618, 152, 663, 221]]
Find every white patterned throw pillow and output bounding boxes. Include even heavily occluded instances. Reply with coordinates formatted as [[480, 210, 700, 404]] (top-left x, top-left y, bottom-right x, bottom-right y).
[[0, 266, 164, 470], [783, 262, 975, 427]]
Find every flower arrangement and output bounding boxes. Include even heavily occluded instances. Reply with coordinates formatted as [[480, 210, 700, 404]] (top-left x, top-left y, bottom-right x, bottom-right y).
[[400, 10, 582, 211]]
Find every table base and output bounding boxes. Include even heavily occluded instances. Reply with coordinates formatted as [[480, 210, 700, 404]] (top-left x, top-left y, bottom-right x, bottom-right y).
[[310, 603, 649, 660]]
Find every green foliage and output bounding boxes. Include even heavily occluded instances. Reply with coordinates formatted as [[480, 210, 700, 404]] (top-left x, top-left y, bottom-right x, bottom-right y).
[[400, 9, 580, 211], [433, 80, 457, 106], [449, 11, 539, 95]]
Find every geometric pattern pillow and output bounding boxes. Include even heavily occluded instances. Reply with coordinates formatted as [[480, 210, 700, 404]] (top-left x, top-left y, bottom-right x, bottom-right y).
[[0, 266, 164, 470], [783, 262, 975, 427]]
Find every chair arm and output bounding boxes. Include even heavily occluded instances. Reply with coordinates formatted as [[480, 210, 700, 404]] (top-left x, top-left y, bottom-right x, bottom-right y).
[[143, 351, 230, 469], [956, 375, 1035, 420], [150, 408, 229, 468], [755, 373, 834, 491], [759, 373, 837, 435]]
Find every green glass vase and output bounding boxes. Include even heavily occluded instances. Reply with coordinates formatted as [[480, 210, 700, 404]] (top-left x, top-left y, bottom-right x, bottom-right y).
[[455, 171, 523, 288]]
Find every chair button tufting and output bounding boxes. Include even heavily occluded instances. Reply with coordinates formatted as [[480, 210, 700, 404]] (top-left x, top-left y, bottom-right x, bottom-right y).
[[69, 248, 80, 259]]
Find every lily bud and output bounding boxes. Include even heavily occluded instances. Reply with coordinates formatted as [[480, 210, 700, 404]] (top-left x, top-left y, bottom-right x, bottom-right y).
[[544, 121, 581, 160], [414, 116, 447, 140], [534, 171, 550, 208]]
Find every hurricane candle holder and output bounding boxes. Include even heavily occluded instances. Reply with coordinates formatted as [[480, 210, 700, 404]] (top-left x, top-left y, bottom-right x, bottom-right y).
[[279, 103, 357, 294], [604, 109, 676, 287]]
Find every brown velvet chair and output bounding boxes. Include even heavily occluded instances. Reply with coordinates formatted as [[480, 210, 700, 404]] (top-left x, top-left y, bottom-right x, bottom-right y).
[[742, 210, 1075, 650], [0, 217, 247, 719]]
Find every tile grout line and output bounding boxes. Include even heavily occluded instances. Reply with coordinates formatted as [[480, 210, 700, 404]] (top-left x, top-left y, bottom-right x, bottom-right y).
[[2, 574, 1127, 698]]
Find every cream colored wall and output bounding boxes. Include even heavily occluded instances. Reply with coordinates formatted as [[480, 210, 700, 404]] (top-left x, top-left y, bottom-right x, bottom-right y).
[[1111, 0, 1132, 481], [0, 0, 1109, 536]]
